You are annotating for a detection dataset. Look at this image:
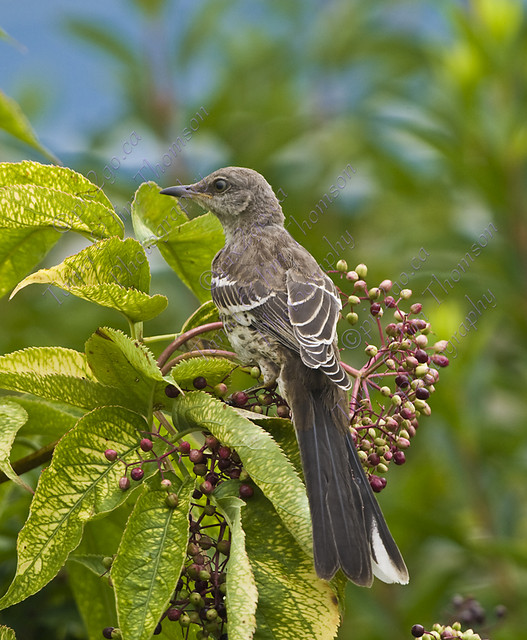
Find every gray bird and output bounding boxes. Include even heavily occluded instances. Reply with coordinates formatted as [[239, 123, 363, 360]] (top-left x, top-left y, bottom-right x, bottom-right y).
[[161, 167, 408, 586]]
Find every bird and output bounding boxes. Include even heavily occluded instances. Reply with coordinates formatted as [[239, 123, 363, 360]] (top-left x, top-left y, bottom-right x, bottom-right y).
[[160, 167, 409, 586]]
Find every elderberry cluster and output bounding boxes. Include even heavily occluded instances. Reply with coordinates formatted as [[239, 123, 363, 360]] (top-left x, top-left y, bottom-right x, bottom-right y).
[[333, 261, 449, 492]]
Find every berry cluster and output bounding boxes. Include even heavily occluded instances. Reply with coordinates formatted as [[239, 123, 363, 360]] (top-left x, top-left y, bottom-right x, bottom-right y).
[[410, 621, 485, 640], [333, 261, 449, 492]]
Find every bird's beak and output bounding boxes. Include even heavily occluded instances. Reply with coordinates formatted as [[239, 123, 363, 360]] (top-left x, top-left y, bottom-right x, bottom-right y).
[[159, 184, 200, 198]]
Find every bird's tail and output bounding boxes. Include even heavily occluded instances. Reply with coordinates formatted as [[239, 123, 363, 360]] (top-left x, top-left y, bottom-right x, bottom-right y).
[[284, 365, 409, 586]]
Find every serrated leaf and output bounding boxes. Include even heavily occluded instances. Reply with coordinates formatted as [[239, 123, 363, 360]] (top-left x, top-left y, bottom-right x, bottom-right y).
[[214, 488, 258, 640], [0, 183, 122, 238], [131, 183, 224, 302], [0, 625, 16, 640], [131, 181, 188, 245], [0, 399, 32, 492], [0, 161, 113, 210], [0, 346, 135, 411], [172, 392, 311, 552], [86, 327, 168, 410], [112, 477, 193, 640], [244, 490, 340, 640], [10, 397, 82, 441], [10, 237, 167, 323], [0, 92, 58, 163], [0, 406, 152, 610], [180, 300, 220, 332]]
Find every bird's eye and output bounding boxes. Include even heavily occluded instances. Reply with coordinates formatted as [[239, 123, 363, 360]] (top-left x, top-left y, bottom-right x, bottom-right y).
[[213, 178, 228, 192]]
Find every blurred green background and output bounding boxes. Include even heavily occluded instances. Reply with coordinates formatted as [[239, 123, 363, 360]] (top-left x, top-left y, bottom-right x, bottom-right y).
[[1, 0, 526, 638]]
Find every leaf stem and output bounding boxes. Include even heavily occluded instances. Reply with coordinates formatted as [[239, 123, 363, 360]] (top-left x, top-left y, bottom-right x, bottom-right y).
[[157, 322, 224, 368]]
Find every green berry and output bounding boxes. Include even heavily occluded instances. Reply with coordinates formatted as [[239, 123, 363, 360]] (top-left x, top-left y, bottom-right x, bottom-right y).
[[250, 366, 261, 378], [336, 259, 348, 272], [365, 344, 378, 357], [355, 263, 368, 278], [346, 312, 359, 325], [400, 288, 412, 299], [348, 294, 361, 305]]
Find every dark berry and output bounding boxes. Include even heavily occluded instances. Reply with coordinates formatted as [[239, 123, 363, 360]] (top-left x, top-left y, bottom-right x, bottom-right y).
[[206, 472, 220, 485], [414, 348, 429, 363], [415, 387, 430, 400], [193, 463, 208, 476], [395, 374, 409, 388], [239, 484, 254, 499], [203, 504, 216, 516], [370, 302, 381, 315], [232, 391, 249, 406], [369, 475, 385, 493], [368, 453, 381, 466], [167, 608, 181, 621], [384, 296, 396, 308], [199, 535, 213, 550], [140, 438, 153, 452], [189, 449, 204, 463], [153, 622, 162, 635], [193, 376, 207, 389], [218, 446, 231, 459], [104, 449, 118, 462], [102, 628, 114, 639], [411, 624, 425, 637], [130, 467, 144, 481], [400, 408, 414, 420], [164, 384, 180, 398], [393, 451, 406, 465], [432, 354, 449, 367], [192, 488, 203, 500], [119, 477, 130, 491], [218, 458, 231, 471], [178, 440, 191, 454], [229, 468, 241, 479]]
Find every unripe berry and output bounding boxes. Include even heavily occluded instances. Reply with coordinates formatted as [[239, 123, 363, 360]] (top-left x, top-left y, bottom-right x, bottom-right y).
[[433, 340, 448, 352], [432, 354, 449, 367], [217, 539, 231, 555], [415, 364, 429, 376], [160, 478, 172, 490], [206, 608, 218, 621], [346, 312, 359, 325], [379, 279, 393, 292], [277, 405, 290, 418], [192, 376, 207, 390], [354, 279, 367, 291], [189, 449, 204, 463], [410, 302, 422, 314], [355, 263, 368, 278], [397, 437, 411, 449], [214, 383, 228, 397], [250, 366, 261, 378], [336, 259, 348, 272], [380, 386, 391, 396], [365, 344, 378, 357], [400, 288, 412, 299], [193, 463, 208, 476], [346, 270, 359, 281], [119, 477, 130, 491], [205, 435, 219, 451], [104, 449, 118, 462], [348, 294, 361, 306], [368, 287, 380, 300], [140, 438, 153, 452], [200, 480, 214, 494], [165, 493, 179, 508], [179, 613, 190, 627]]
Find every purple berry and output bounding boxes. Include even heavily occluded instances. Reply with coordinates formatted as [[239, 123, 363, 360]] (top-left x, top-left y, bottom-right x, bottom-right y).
[[193, 376, 207, 389], [104, 449, 118, 462], [411, 624, 425, 637], [189, 449, 204, 463], [393, 451, 406, 465], [167, 608, 181, 621], [276, 405, 290, 418], [415, 387, 430, 400], [232, 391, 249, 406], [369, 475, 385, 493], [384, 296, 396, 308], [140, 438, 153, 452], [130, 467, 144, 481], [205, 435, 219, 451], [395, 374, 409, 388], [178, 440, 191, 455], [432, 354, 449, 367], [370, 302, 381, 316], [414, 348, 429, 363], [218, 446, 231, 459], [239, 484, 254, 499], [200, 480, 214, 494], [102, 627, 114, 639], [164, 384, 180, 398]]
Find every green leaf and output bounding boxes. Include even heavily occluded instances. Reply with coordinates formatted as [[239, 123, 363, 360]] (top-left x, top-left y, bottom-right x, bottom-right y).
[[0, 406, 151, 610], [0, 399, 32, 492], [85, 327, 168, 410], [0, 346, 133, 411], [243, 490, 341, 640], [180, 299, 220, 332], [112, 476, 193, 640], [214, 487, 258, 640], [10, 237, 167, 323], [0, 164, 122, 298], [131, 182, 224, 302], [172, 391, 312, 552], [0, 91, 59, 163], [0, 161, 113, 210], [0, 183, 122, 239], [65, 18, 138, 67], [131, 181, 188, 245], [8, 396, 81, 442]]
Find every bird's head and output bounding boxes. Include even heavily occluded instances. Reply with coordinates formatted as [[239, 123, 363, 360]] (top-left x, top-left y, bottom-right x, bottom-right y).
[[160, 167, 284, 239]]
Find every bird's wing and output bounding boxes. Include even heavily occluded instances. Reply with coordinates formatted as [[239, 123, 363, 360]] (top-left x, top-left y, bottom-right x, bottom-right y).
[[286, 269, 350, 389]]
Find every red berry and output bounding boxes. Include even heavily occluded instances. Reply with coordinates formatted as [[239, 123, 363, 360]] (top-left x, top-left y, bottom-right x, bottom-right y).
[[432, 354, 449, 367], [167, 608, 181, 621], [218, 446, 231, 459], [370, 302, 381, 315], [178, 440, 191, 454], [384, 296, 396, 308], [104, 449, 118, 462], [232, 391, 249, 406], [369, 475, 385, 493], [130, 467, 144, 481], [393, 451, 406, 465], [140, 438, 153, 452], [205, 435, 219, 451], [193, 376, 207, 389], [368, 453, 381, 466], [200, 480, 214, 494]]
